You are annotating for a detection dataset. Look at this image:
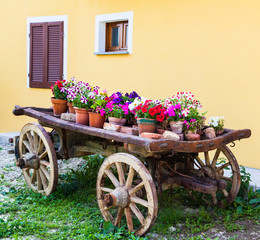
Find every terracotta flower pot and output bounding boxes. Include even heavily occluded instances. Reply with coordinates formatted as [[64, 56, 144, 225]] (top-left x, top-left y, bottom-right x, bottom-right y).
[[169, 121, 184, 134], [74, 108, 90, 125], [51, 98, 67, 116], [108, 117, 127, 126], [67, 102, 75, 114], [216, 130, 224, 137], [89, 112, 105, 128], [137, 118, 157, 134], [186, 133, 201, 141]]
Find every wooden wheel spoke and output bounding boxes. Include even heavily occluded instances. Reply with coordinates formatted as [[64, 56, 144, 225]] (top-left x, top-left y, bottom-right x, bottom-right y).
[[126, 167, 135, 189], [125, 207, 134, 232], [100, 187, 113, 193], [39, 150, 48, 160], [26, 132, 35, 152], [33, 132, 39, 154], [36, 139, 44, 155], [221, 189, 229, 197], [40, 160, 50, 167], [36, 170, 43, 190], [204, 152, 210, 166], [216, 162, 230, 172], [211, 149, 221, 168], [219, 175, 232, 183], [39, 169, 48, 190], [115, 162, 125, 185], [114, 207, 124, 226], [23, 140, 34, 154], [129, 181, 144, 196], [129, 203, 145, 225], [104, 169, 120, 187], [131, 196, 149, 208], [194, 156, 205, 168], [31, 170, 36, 184], [40, 165, 50, 180]]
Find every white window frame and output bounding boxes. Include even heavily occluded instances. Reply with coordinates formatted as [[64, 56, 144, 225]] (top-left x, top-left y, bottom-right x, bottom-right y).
[[95, 11, 133, 54], [26, 15, 68, 88]]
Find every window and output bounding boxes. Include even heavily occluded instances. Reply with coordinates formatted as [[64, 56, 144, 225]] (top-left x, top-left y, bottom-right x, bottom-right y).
[[27, 15, 68, 89], [106, 21, 128, 52], [29, 21, 63, 88], [95, 11, 133, 55]]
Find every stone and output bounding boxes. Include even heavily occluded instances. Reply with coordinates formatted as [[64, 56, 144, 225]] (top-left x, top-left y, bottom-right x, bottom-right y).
[[103, 123, 121, 132], [168, 226, 177, 232], [204, 127, 216, 139], [140, 132, 163, 140], [120, 126, 136, 135], [60, 113, 76, 122], [163, 131, 180, 141]]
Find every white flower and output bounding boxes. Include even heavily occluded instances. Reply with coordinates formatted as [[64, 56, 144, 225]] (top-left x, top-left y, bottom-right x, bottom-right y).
[[129, 97, 142, 111]]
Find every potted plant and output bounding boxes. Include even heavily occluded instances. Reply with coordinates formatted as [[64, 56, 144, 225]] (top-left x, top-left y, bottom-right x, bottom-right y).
[[105, 91, 140, 126], [65, 77, 77, 113], [165, 101, 183, 134], [89, 89, 108, 128], [72, 81, 94, 125], [208, 116, 225, 136], [133, 99, 166, 134], [50, 80, 68, 116]]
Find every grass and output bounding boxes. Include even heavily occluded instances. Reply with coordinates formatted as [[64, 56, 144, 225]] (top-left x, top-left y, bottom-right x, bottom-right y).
[[0, 155, 259, 239]]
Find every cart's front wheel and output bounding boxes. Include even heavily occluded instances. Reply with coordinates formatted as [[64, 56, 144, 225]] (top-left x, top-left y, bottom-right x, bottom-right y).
[[97, 153, 158, 236], [18, 123, 58, 196]]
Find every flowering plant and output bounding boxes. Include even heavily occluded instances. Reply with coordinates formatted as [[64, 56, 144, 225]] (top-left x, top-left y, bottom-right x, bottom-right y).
[[134, 100, 166, 122], [71, 81, 96, 109], [90, 89, 108, 116], [105, 91, 140, 120], [64, 77, 77, 103], [50, 80, 67, 100], [208, 116, 225, 132]]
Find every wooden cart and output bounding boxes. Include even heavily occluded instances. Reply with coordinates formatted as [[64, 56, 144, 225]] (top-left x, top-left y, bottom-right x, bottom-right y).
[[12, 106, 251, 236]]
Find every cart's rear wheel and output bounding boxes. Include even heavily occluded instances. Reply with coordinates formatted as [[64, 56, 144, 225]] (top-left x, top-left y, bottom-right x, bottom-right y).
[[18, 123, 58, 196], [190, 146, 240, 207], [97, 153, 158, 236]]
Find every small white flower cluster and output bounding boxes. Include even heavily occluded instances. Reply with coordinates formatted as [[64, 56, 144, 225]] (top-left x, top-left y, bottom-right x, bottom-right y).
[[208, 116, 224, 127], [128, 97, 146, 111]]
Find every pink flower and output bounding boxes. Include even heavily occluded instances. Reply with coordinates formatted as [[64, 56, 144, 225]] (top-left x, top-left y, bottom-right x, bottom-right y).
[[100, 108, 106, 116]]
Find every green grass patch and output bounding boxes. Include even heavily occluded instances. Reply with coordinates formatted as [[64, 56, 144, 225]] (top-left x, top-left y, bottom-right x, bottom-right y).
[[0, 157, 259, 239]]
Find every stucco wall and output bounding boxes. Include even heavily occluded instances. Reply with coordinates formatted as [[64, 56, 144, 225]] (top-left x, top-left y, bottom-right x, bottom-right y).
[[0, 0, 259, 168]]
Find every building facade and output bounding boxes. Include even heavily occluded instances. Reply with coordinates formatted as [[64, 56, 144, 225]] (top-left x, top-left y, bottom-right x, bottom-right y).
[[0, 0, 259, 168]]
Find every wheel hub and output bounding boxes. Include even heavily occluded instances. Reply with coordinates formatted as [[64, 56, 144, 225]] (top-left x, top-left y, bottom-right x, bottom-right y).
[[104, 187, 130, 208], [16, 155, 40, 169]]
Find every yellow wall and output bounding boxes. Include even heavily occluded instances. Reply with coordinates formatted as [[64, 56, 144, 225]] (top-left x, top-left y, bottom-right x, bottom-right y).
[[0, 0, 259, 168]]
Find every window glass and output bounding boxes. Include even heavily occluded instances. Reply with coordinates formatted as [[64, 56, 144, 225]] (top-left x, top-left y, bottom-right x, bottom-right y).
[[111, 27, 119, 47]]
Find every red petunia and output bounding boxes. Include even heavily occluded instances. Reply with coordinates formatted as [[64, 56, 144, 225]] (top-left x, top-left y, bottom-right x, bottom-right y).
[[141, 107, 147, 113], [156, 113, 165, 122], [149, 107, 157, 116]]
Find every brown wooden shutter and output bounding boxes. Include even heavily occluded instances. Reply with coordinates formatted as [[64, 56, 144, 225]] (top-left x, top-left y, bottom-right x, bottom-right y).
[[29, 21, 63, 88], [29, 23, 45, 88]]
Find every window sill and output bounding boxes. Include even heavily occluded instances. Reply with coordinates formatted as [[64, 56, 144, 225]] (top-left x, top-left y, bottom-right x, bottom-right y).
[[94, 51, 130, 55]]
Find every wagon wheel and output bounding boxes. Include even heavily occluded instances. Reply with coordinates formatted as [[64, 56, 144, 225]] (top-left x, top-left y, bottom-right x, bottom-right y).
[[97, 153, 158, 236], [18, 123, 58, 196], [189, 146, 240, 207]]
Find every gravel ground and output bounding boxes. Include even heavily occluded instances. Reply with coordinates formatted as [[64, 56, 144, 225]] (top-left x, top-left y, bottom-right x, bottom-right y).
[[0, 143, 259, 240]]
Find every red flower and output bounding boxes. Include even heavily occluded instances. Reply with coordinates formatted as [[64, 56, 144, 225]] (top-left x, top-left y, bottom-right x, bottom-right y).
[[149, 107, 157, 116], [136, 105, 142, 111], [141, 107, 147, 113], [156, 113, 164, 122]]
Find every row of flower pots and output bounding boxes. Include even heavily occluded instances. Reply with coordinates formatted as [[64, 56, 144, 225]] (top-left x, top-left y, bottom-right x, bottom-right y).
[[50, 79, 225, 141]]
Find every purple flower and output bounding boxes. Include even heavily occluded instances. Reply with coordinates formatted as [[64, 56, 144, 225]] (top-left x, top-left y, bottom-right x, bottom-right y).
[[80, 95, 88, 104], [120, 104, 129, 115], [190, 119, 196, 122], [129, 91, 139, 99]]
